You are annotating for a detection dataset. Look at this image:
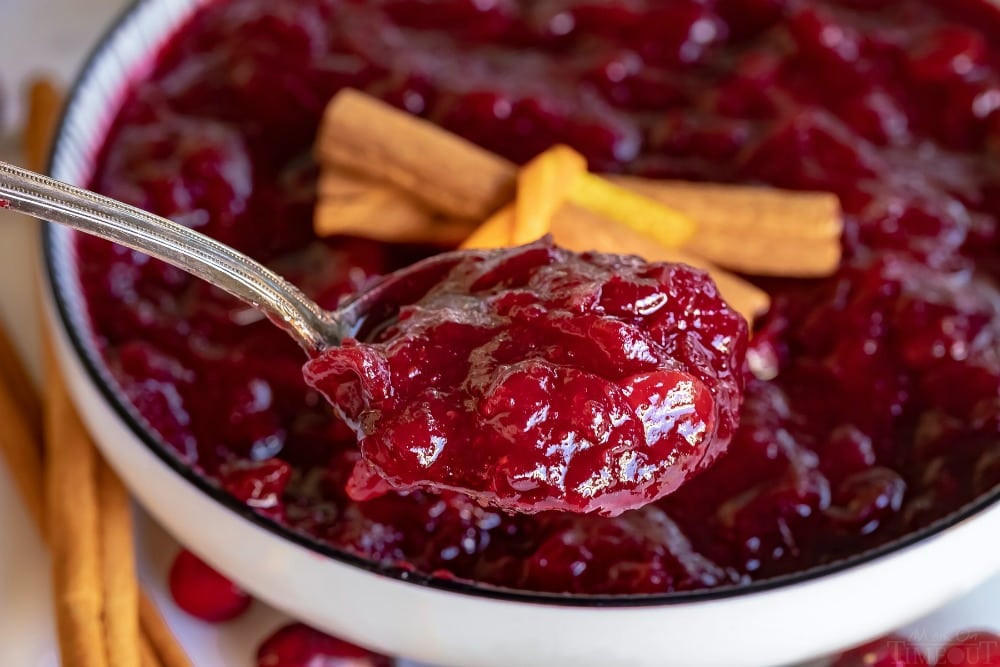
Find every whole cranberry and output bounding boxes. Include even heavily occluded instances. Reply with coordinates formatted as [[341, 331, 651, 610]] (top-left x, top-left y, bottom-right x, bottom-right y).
[[787, 6, 861, 67], [585, 52, 688, 111], [256, 622, 394, 667], [909, 26, 987, 83], [218, 458, 292, 516], [739, 109, 883, 192], [168, 549, 252, 622], [934, 631, 1000, 666], [634, 4, 726, 66], [717, 467, 831, 572], [836, 87, 911, 146], [832, 634, 928, 667], [825, 467, 906, 535], [819, 425, 877, 484], [95, 114, 252, 243], [373, 72, 436, 116]]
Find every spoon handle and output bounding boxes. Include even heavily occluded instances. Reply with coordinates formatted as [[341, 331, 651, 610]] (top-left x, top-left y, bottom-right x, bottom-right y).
[[0, 160, 338, 353]]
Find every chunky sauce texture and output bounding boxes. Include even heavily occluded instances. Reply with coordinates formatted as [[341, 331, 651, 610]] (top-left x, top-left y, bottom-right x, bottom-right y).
[[81, 0, 1000, 594], [304, 240, 747, 516]]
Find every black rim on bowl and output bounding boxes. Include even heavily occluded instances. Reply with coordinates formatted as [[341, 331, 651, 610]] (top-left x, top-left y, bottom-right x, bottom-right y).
[[41, 0, 1000, 608]]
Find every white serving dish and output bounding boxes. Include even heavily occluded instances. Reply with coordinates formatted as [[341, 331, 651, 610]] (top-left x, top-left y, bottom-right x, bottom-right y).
[[38, 1, 1000, 665]]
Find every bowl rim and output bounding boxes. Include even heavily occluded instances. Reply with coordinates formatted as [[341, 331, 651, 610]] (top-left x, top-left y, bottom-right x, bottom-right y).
[[42, 0, 1000, 609]]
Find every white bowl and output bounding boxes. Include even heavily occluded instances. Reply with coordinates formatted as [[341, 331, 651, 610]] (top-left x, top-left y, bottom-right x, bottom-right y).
[[39, 1, 1000, 665]]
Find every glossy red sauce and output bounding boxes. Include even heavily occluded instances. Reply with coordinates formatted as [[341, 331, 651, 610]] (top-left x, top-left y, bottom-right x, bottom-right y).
[[305, 239, 747, 516], [80, 0, 1000, 594]]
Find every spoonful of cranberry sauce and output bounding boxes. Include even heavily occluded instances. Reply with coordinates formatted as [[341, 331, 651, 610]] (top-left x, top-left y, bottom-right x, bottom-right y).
[[2, 160, 746, 516]]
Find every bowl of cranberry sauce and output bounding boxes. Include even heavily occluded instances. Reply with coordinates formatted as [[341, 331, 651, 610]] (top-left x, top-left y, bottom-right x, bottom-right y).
[[41, 0, 1000, 665]]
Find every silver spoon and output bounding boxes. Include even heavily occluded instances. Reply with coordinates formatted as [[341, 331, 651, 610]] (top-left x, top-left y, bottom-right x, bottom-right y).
[[0, 160, 466, 353]]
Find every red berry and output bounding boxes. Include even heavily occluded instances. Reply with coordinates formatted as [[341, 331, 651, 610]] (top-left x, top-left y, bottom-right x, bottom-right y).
[[832, 634, 928, 667], [934, 631, 1000, 667], [787, 7, 861, 66], [909, 26, 987, 83], [219, 458, 292, 514], [256, 622, 393, 667], [168, 549, 252, 622], [825, 467, 906, 534]]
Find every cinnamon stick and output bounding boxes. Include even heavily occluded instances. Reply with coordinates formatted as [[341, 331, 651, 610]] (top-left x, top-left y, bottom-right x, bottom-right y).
[[317, 88, 515, 220], [139, 592, 193, 667], [140, 635, 161, 667], [42, 345, 190, 667], [568, 172, 698, 251], [22, 78, 62, 172], [29, 79, 108, 667], [18, 78, 191, 667], [608, 176, 842, 276], [98, 459, 141, 667], [315, 89, 842, 277], [0, 316, 41, 441], [0, 83, 46, 498], [45, 362, 109, 667], [0, 326, 45, 532], [0, 360, 186, 667], [316, 170, 470, 245]]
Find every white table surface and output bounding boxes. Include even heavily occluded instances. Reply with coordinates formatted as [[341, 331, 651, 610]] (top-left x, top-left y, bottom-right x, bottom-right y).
[[0, 2, 997, 666]]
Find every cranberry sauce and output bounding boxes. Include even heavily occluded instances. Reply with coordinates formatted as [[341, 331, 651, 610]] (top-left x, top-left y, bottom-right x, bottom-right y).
[[80, 0, 1000, 594], [304, 240, 747, 516]]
